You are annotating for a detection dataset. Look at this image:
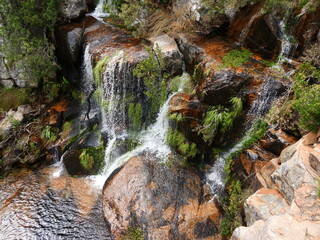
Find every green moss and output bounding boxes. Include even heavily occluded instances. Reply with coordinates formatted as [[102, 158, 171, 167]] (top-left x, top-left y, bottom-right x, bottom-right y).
[[120, 225, 143, 240], [93, 56, 109, 88], [167, 128, 198, 158], [222, 49, 253, 68], [62, 121, 73, 132], [169, 113, 186, 123], [0, 88, 31, 111], [128, 103, 143, 129], [79, 145, 105, 173]]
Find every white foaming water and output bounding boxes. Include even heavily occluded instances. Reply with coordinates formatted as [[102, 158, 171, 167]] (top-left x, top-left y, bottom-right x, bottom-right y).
[[276, 20, 298, 66], [93, 94, 174, 188], [89, 0, 109, 19], [206, 77, 281, 197], [206, 136, 248, 197]]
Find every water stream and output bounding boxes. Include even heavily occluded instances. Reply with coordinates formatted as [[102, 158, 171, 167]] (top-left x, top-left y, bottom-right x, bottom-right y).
[[206, 77, 283, 197]]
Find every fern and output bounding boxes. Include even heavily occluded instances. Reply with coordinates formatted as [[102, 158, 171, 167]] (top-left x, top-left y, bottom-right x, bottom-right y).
[[199, 97, 243, 144]]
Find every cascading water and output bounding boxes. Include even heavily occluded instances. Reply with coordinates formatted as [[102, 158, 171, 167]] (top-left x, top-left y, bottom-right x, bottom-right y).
[[90, 0, 109, 19], [206, 77, 283, 198], [276, 19, 298, 65]]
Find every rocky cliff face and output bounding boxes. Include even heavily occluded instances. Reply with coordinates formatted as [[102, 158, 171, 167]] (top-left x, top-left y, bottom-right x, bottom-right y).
[[1, 0, 320, 239], [232, 131, 320, 240]]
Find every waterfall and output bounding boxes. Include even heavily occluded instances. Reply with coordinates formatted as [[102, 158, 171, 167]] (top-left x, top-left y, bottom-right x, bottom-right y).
[[277, 19, 298, 65], [206, 78, 282, 198], [89, 0, 109, 19]]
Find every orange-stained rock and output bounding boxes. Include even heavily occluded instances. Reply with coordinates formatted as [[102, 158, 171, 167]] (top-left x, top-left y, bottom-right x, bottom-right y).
[[102, 156, 222, 240], [232, 135, 320, 240], [260, 128, 297, 155], [244, 188, 289, 225], [169, 93, 206, 119]]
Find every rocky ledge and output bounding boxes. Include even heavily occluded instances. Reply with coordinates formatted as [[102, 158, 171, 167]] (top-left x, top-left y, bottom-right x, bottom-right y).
[[232, 131, 320, 240]]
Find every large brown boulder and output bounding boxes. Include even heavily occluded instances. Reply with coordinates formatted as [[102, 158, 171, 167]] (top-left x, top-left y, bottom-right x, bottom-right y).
[[102, 156, 222, 240]]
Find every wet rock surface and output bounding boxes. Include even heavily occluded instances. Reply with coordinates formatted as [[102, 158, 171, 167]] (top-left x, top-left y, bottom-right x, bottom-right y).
[[59, 0, 88, 20], [102, 156, 222, 240], [0, 167, 111, 239], [55, 22, 84, 64]]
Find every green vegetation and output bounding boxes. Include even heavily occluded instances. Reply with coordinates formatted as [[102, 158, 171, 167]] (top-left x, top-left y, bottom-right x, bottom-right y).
[[169, 113, 186, 123], [198, 97, 243, 144], [167, 128, 198, 159], [222, 49, 253, 68], [0, 0, 59, 83], [128, 103, 143, 129], [41, 125, 58, 143], [317, 180, 320, 199], [292, 63, 320, 132], [120, 225, 143, 240], [220, 120, 267, 236], [133, 45, 169, 122], [62, 121, 73, 133], [93, 56, 110, 104], [0, 88, 31, 111], [79, 145, 105, 173]]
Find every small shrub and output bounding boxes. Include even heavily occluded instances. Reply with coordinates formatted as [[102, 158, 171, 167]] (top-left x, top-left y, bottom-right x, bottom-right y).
[[198, 97, 243, 144], [221, 120, 266, 236], [0, 88, 31, 111], [0, 0, 59, 82], [222, 49, 253, 68], [41, 126, 58, 143], [293, 64, 320, 132], [133, 45, 169, 123]]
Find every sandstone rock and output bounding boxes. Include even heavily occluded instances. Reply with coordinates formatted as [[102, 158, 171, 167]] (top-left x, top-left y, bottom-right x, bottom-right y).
[[233, 214, 320, 240], [244, 188, 289, 226], [55, 23, 84, 63], [149, 34, 184, 76], [231, 220, 265, 240], [232, 135, 320, 240], [289, 185, 320, 222], [102, 156, 221, 240], [59, 0, 88, 20], [271, 140, 319, 202], [169, 93, 206, 119]]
